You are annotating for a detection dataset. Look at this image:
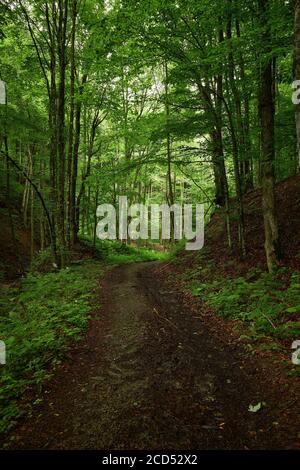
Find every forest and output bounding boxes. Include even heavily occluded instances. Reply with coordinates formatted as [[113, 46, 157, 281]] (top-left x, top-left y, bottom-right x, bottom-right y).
[[0, 0, 300, 455]]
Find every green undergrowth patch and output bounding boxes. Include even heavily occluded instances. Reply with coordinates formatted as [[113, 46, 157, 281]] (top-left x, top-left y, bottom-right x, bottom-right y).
[[0, 260, 102, 434], [186, 262, 300, 347], [82, 238, 170, 264]]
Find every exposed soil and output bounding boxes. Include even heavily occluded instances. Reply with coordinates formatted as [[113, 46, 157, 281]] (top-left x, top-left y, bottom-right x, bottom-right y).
[[3, 261, 300, 450]]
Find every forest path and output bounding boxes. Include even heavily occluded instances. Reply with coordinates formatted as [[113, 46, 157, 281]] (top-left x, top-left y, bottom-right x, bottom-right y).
[[6, 262, 294, 449]]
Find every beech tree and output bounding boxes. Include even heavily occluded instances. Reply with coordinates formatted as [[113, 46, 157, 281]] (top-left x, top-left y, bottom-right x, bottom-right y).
[[258, 0, 280, 273]]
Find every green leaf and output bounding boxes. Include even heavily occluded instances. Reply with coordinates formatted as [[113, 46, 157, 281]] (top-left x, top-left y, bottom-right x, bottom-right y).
[[286, 306, 300, 314]]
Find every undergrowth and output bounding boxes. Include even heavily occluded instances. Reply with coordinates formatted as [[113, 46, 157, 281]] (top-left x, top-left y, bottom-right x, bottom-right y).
[[186, 264, 300, 344], [82, 238, 170, 264], [0, 260, 102, 434]]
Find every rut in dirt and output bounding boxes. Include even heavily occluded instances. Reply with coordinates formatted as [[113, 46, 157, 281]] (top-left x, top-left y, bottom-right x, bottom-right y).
[[6, 262, 292, 450]]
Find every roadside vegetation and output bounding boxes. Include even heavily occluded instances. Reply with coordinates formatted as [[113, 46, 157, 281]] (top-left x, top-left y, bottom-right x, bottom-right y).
[[181, 254, 300, 373], [187, 265, 300, 339], [0, 259, 103, 433]]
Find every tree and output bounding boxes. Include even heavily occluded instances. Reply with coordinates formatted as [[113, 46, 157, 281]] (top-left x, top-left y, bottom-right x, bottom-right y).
[[258, 0, 281, 273], [295, 0, 300, 171], [0, 0, 296, 273]]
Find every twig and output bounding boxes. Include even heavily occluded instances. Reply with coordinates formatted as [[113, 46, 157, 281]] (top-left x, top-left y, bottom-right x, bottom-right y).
[[152, 307, 179, 331], [261, 312, 276, 330]]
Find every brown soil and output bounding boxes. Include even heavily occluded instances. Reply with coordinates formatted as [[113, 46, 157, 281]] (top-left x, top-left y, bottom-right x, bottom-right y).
[[3, 262, 300, 450]]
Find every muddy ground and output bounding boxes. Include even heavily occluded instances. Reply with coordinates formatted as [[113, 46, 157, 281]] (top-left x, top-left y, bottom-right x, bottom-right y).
[[3, 262, 300, 450]]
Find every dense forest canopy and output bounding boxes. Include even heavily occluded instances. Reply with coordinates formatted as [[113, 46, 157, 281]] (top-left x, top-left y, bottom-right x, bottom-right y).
[[0, 0, 299, 272]]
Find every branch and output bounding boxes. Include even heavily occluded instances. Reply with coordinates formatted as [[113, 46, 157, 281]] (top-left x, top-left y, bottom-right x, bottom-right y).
[[18, 0, 51, 98]]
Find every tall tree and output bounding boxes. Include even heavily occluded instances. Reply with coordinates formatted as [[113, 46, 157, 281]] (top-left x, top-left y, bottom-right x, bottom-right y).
[[258, 0, 280, 273], [295, 0, 300, 171]]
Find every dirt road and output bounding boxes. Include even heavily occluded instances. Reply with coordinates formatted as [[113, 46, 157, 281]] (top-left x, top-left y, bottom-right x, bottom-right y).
[[5, 262, 299, 449]]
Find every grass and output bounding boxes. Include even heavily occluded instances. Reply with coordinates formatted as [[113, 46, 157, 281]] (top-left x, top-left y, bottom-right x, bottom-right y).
[[81, 237, 170, 264], [0, 260, 102, 434], [106, 248, 169, 264]]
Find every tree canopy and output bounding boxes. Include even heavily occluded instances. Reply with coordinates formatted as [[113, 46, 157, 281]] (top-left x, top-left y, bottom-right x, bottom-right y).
[[0, 0, 298, 272]]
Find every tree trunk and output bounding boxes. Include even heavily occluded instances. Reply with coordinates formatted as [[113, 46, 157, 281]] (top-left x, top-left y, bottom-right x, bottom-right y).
[[164, 62, 175, 239], [67, 0, 77, 249], [45, 2, 58, 263], [226, 10, 246, 256], [258, 0, 281, 273], [75, 110, 100, 238], [71, 74, 87, 245], [93, 188, 99, 247], [235, 15, 253, 191], [212, 25, 232, 249], [5, 136, 21, 271], [295, 0, 300, 171], [56, 0, 68, 267]]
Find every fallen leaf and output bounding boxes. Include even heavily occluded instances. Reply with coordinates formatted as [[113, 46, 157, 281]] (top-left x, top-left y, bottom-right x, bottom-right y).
[[248, 402, 262, 413]]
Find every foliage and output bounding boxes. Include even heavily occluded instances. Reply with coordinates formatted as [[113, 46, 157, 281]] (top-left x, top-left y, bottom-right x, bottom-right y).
[[1, 0, 296, 270], [188, 266, 300, 341], [82, 238, 170, 264], [0, 260, 102, 433], [29, 247, 56, 273]]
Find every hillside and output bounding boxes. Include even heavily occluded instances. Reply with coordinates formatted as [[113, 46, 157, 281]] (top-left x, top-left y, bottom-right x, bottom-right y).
[[0, 199, 35, 281], [178, 174, 300, 275]]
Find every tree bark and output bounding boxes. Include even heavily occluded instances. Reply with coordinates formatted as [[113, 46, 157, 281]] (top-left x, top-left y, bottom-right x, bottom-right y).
[[235, 15, 253, 191], [226, 9, 246, 256], [71, 74, 87, 244], [67, 0, 77, 249], [56, 0, 68, 266], [45, 1, 58, 259], [258, 0, 281, 273], [75, 110, 100, 238]]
